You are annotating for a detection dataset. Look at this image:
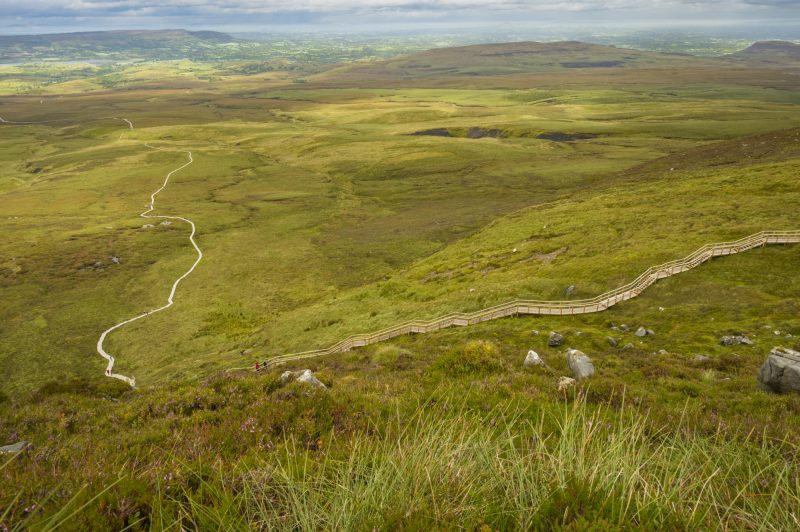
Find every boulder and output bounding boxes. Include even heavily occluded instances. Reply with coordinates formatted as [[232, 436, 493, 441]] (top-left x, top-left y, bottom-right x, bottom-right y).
[[548, 331, 565, 347], [557, 376, 576, 393], [758, 347, 800, 394], [720, 335, 753, 347], [621, 343, 635, 350], [524, 350, 545, 368], [0, 441, 30, 454], [635, 327, 647, 337], [606, 336, 618, 347], [280, 369, 327, 389], [566, 349, 595, 379]]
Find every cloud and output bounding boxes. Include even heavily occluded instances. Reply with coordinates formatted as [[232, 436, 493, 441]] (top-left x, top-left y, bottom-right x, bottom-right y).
[[0, 0, 797, 31]]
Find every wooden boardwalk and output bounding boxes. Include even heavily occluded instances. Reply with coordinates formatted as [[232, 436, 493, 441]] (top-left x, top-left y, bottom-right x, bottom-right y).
[[263, 230, 800, 369]]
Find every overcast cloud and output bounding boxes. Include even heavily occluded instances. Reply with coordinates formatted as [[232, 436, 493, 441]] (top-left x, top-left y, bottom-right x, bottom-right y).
[[0, 0, 798, 34]]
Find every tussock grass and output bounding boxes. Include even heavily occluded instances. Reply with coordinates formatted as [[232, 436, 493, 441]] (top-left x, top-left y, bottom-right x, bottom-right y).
[[170, 397, 800, 530]]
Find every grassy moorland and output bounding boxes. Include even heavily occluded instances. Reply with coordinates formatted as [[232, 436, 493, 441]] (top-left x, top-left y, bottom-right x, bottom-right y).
[[1, 39, 800, 528]]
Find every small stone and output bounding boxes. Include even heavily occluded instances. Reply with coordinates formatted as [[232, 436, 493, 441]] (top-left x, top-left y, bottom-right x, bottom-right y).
[[557, 376, 576, 393], [622, 343, 635, 350], [531, 330, 539, 336], [635, 327, 647, 337], [720, 335, 753, 347], [142, 224, 154, 229], [575, 331, 583, 337], [658, 349, 668, 355], [111, 256, 120, 264], [646, 329, 655, 336], [0, 441, 30, 454], [694, 354, 710, 363], [610, 326, 620, 332], [564, 285, 576, 297], [523, 350, 545, 368], [567, 349, 595, 379], [548, 331, 565, 347], [160, 220, 172, 226], [620, 324, 630, 333], [606, 336, 618, 347]]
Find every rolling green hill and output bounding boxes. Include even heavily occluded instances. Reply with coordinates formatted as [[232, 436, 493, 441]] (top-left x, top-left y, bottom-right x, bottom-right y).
[[2, 38, 800, 528]]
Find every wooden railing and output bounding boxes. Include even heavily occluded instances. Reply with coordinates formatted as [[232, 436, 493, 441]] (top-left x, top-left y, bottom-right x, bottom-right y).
[[263, 230, 800, 368]]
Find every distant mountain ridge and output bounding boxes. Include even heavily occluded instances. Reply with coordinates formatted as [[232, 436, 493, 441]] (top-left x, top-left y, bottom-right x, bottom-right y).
[[0, 29, 237, 62]]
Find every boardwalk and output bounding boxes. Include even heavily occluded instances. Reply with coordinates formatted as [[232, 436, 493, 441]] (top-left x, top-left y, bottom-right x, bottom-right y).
[[263, 230, 800, 368]]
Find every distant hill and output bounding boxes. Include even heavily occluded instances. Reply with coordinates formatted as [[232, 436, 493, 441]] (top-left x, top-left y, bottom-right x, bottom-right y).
[[312, 40, 719, 86], [731, 40, 800, 63], [0, 29, 238, 62]]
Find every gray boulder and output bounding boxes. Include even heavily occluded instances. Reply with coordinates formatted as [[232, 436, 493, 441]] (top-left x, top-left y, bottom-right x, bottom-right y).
[[720, 335, 753, 347], [523, 350, 545, 368], [606, 336, 618, 347], [280, 369, 327, 389], [621, 343, 635, 350], [0, 441, 30, 454], [758, 347, 800, 394], [548, 331, 565, 347], [635, 327, 647, 337], [566, 349, 595, 379]]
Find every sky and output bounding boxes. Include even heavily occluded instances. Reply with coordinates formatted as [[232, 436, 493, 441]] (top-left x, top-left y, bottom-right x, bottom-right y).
[[0, 0, 799, 35]]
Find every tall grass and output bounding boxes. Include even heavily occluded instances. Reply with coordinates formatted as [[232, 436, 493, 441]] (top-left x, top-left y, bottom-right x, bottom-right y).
[[170, 396, 800, 530]]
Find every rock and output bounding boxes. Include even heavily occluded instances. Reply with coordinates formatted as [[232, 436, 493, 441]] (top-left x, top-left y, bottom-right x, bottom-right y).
[[622, 343, 635, 350], [566, 349, 595, 379], [523, 350, 545, 368], [240, 349, 253, 356], [160, 220, 172, 226], [646, 329, 655, 336], [620, 324, 630, 333], [280, 369, 327, 389], [557, 376, 576, 393], [658, 349, 668, 355], [635, 327, 647, 337], [606, 336, 618, 347], [111, 256, 120, 264], [758, 347, 800, 394], [694, 354, 710, 363], [564, 285, 576, 297], [548, 331, 565, 347], [0, 441, 30, 454], [531, 330, 539, 336], [575, 331, 583, 337], [720, 335, 753, 347], [142, 223, 154, 229], [659, 306, 665, 311], [610, 326, 620, 332]]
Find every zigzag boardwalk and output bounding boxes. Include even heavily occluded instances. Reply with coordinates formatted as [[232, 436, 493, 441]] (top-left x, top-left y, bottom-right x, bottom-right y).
[[262, 230, 800, 369]]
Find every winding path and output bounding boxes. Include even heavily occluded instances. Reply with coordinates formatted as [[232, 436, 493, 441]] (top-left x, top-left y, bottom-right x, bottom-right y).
[[2, 115, 201, 388]]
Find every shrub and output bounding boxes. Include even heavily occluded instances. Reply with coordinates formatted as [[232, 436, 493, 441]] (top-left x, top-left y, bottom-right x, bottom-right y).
[[434, 339, 505, 376]]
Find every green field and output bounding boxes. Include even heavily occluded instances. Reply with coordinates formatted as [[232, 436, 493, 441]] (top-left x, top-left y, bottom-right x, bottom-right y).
[[2, 39, 800, 528]]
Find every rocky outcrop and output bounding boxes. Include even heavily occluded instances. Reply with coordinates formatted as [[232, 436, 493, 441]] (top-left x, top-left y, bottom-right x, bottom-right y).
[[567, 349, 595, 379], [758, 347, 800, 394]]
